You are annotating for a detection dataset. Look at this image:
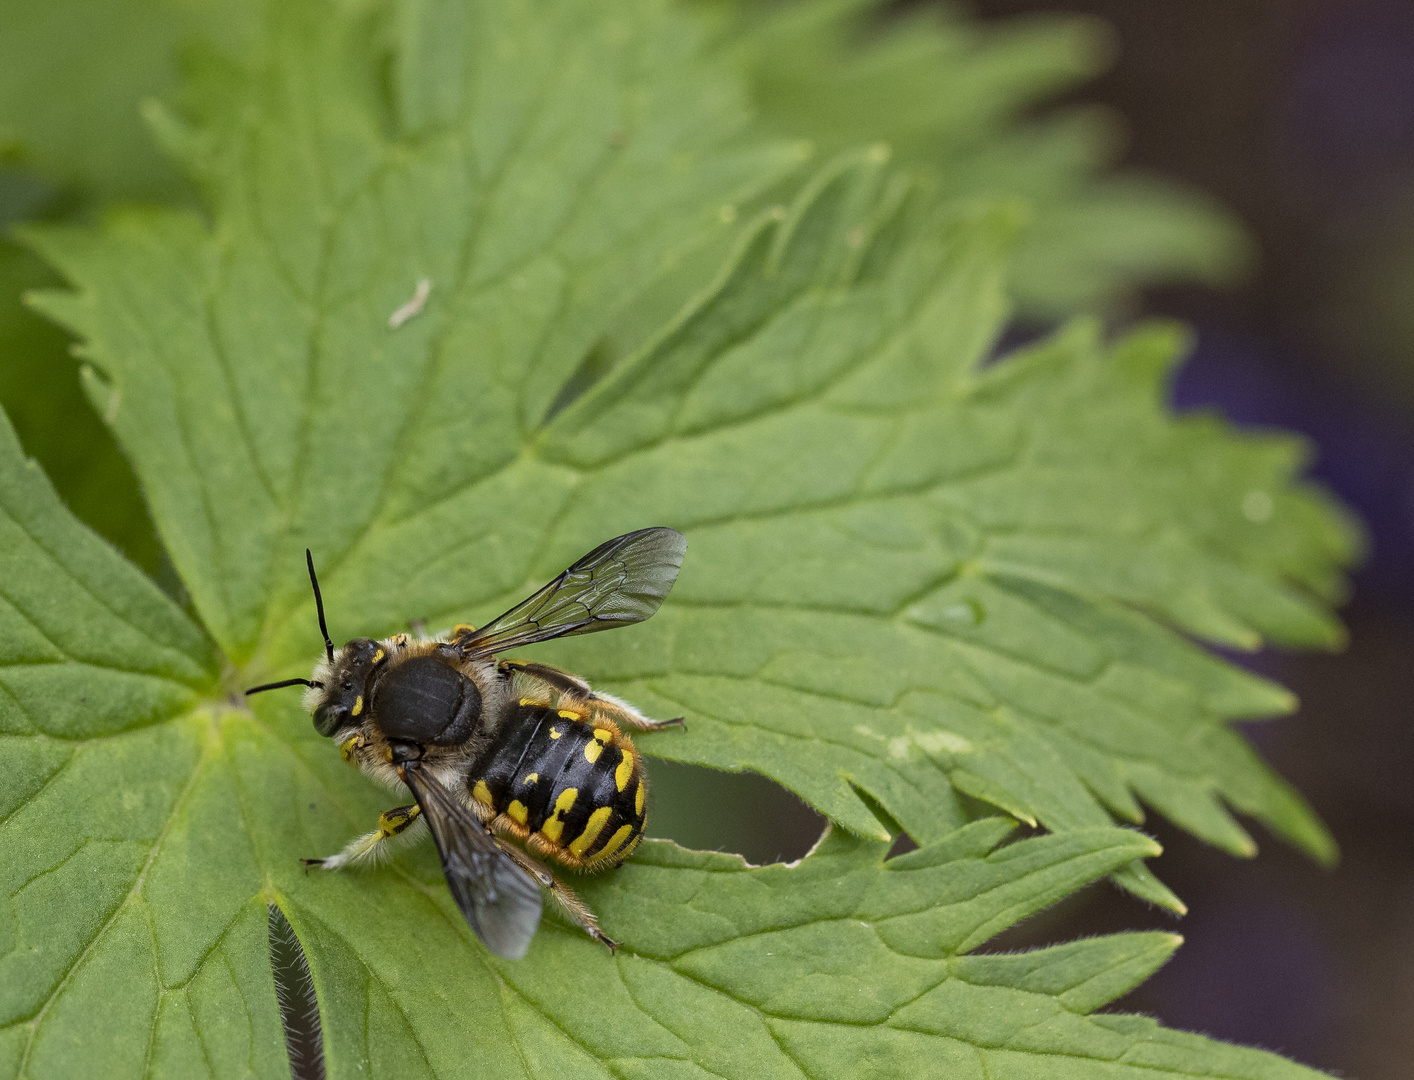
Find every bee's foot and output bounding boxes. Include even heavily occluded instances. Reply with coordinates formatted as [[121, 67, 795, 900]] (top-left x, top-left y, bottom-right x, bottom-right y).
[[300, 858, 327, 871], [595, 932, 620, 955]]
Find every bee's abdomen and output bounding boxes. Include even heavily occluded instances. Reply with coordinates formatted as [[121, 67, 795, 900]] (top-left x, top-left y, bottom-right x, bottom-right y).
[[471, 701, 645, 870]]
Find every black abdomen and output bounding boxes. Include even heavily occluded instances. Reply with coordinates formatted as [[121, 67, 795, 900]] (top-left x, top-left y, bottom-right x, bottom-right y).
[[469, 701, 645, 869]]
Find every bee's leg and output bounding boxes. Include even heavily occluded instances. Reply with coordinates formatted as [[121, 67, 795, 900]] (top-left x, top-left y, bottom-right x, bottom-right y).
[[497, 659, 591, 696], [581, 689, 684, 733], [302, 804, 423, 870], [500, 660, 684, 732], [490, 837, 618, 954]]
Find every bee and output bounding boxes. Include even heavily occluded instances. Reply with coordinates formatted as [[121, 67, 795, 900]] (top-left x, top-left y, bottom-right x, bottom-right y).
[[246, 528, 687, 959]]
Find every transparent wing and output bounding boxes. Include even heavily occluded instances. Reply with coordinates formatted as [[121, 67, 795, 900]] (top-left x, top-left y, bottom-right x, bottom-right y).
[[455, 527, 687, 660], [399, 763, 543, 959]]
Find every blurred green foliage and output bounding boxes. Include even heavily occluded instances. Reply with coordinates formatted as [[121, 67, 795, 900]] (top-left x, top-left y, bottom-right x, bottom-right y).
[[699, 0, 1252, 317]]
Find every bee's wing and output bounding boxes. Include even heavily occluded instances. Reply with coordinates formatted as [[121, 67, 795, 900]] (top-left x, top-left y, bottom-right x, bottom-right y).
[[455, 527, 686, 660], [399, 763, 543, 959]]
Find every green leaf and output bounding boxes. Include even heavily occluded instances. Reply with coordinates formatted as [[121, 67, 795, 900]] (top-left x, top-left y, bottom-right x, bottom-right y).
[[0, 411, 212, 738], [701, 0, 1253, 316], [2, 0, 1354, 1074], [0, 510, 1332, 1080], [516, 186, 1351, 893], [0, 0, 1250, 573], [26, 0, 804, 666], [27, 0, 1353, 898]]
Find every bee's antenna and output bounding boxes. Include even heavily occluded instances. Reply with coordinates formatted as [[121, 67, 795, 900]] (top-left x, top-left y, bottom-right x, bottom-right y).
[[246, 677, 323, 696], [307, 548, 335, 663]]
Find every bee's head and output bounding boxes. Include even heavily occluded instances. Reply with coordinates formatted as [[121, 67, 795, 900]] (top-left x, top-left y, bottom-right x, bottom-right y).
[[245, 550, 381, 739], [309, 638, 384, 737]]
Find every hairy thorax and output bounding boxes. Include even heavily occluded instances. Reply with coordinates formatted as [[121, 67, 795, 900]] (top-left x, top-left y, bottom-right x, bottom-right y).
[[310, 635, 507, 797]]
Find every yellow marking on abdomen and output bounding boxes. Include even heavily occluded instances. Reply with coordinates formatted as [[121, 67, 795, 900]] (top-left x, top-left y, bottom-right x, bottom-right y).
[[584, 740, 603, 764], [558, 709, 582, 720], [522, 773, 538, 786], [472, 781, 494, 807], [540, 787, 578, 843], [615, 750, 635, 792], [507, 800, 528, 825], [635, 781, 645, 816], [568, 806, 613, 856], [371, 648, 385, 664], [549, 726, 561, 739], [351, 694, 364, 717], [596, 823, 636, 862]]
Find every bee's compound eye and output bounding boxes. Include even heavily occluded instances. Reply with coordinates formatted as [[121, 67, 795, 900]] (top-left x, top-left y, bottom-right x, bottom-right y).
[[313, 703, 350, 737]]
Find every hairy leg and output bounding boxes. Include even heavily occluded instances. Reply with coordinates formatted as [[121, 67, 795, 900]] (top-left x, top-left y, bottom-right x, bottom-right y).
[[303, 804, 423, 870], [498, 659, 684, 732], [489, 829, 618, 953]]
